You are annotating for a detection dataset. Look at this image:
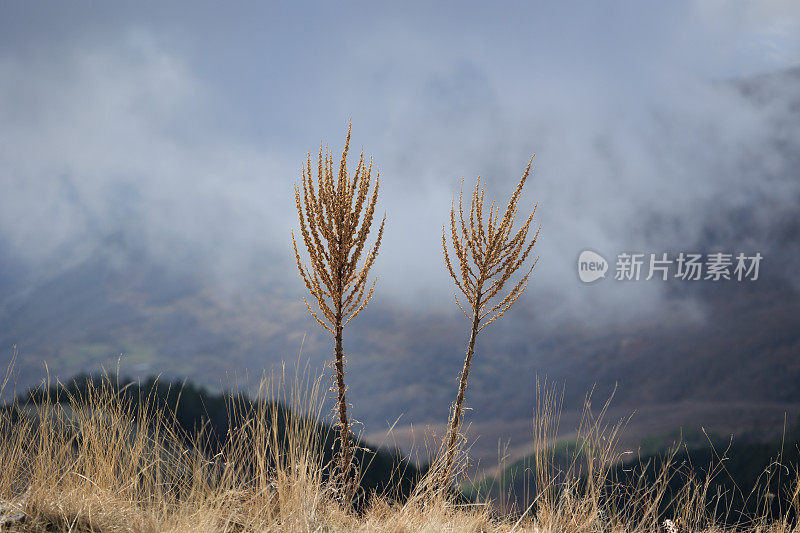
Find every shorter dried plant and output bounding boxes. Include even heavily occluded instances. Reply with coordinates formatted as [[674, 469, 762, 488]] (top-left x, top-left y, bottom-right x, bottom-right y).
[[440, 157, 540, 486], [291, 124, 385, 506]]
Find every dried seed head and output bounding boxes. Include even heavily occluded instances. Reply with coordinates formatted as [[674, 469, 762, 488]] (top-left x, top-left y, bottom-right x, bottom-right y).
[[442, 156, 540, 330], [292, 123, 386, 331]]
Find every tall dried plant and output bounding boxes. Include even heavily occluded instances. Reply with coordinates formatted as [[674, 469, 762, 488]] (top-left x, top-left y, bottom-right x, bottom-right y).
[[440, 157, 540, 485], [291, 124, 385, 505]]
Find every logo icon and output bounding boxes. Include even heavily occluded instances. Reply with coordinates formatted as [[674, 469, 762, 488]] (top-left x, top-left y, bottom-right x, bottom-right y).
[[578, 250, 608, 283]]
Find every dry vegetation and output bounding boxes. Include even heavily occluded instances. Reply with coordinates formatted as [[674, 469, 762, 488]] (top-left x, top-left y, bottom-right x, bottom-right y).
[[1, 365, 798, 532], [441, 158, 540, 486], [291, 123, 385, 505]]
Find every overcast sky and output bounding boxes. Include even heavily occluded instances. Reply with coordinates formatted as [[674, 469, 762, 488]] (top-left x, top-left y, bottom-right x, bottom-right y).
[[1, 1, 799, 326]]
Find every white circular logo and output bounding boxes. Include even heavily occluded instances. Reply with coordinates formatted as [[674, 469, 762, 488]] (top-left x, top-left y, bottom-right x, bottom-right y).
[[578, 250, 608, 283]]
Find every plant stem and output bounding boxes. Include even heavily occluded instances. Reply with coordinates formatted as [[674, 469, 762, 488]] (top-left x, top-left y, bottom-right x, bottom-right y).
[[443, 293, 482, 486], [334, 264, 354, 505]]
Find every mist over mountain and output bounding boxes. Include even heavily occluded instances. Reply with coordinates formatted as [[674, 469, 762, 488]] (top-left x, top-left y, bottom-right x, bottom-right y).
[[1, 4, 799, 443], [2, 61, 799, 427]]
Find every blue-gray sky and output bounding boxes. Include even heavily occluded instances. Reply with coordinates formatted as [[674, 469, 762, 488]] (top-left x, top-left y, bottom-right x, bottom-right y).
[[1, 1, 800, 326]]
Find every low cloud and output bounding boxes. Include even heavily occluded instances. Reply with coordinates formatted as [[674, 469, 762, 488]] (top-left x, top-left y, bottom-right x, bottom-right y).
[[0, 5, 799, 332]]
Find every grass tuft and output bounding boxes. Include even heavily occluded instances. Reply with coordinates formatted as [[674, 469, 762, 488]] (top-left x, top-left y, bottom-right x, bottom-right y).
[[1, 358, 798, 532]]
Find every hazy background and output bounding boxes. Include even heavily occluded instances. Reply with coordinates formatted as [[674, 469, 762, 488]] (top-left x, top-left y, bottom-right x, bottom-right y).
[[1, 1, 799, 467]]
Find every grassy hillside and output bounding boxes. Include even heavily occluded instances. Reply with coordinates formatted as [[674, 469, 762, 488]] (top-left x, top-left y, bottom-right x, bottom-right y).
[[1, 372, 798, 531], [4, 249, 800, 435], [469, 415, 800, 525], [8, 372, 426, 510]]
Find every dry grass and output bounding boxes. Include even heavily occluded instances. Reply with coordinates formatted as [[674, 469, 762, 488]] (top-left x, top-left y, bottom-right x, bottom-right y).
[[1, 358, 798, 532]]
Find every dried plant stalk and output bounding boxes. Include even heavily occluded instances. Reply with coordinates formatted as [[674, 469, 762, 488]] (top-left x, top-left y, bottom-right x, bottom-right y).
[[291, 124, 385, 505], [440, 157, 540, 486]]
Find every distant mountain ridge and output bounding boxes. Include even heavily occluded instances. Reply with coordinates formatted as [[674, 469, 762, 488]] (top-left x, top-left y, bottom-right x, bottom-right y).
[[1, 65, 799, 440]]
